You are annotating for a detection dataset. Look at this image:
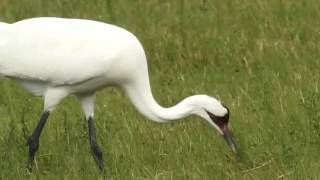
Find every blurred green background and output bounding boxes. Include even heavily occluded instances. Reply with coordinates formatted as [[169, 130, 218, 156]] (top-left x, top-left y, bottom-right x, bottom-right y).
[[0, 0, 319, 179]]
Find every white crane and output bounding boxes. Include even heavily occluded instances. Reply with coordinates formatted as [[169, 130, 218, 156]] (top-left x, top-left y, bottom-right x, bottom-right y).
[[0, 17, 238, 172]]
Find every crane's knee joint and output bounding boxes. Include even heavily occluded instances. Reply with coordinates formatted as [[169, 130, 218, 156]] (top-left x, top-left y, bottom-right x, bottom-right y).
[[27, 136, 39, 152]]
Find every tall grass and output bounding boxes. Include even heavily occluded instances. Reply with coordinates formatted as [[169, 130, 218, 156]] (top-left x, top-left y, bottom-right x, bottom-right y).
[[0, 0, 319, 179]]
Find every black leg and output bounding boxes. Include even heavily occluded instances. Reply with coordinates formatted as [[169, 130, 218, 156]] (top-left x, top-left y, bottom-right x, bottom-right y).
[[88, 116, 104, 172], [26, 111, 50, 171]]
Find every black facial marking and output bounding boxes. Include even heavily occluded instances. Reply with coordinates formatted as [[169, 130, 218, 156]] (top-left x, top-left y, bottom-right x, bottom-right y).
[[207, 106, 230, 129], [221, 104, 230, 120]]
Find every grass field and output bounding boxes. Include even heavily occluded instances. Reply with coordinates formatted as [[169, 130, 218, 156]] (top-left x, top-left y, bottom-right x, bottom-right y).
[[0, 0, 320, 179]]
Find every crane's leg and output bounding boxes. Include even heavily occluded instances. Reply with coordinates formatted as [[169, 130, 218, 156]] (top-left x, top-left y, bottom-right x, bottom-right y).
[[78, 94, 104, 172], [27, 111, 50, 170], [88, 116, 104, 172], [26, 88, 68, 171]]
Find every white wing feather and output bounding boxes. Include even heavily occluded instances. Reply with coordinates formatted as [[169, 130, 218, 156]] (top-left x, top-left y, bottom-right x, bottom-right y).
[[0, 17, 135, 85]]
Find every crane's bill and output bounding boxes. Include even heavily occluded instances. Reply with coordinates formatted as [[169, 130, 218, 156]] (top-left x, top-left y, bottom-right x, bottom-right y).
[[221, 126, 239, 153]]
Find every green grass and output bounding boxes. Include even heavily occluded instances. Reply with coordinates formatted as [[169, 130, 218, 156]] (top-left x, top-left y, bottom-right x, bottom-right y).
[[1, 0, 320, 179]]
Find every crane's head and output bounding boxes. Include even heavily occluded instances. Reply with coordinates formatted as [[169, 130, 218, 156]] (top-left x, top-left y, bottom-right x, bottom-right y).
[[191, 95, 239, 153]]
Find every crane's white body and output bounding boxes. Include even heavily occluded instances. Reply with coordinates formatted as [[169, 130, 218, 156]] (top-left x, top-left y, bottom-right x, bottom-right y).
[[0, 17, 227, 130], [0, 17, 143, 92]]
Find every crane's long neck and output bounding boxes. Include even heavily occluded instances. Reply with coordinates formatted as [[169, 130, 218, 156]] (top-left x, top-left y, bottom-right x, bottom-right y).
[[122, 72, 194, 123]]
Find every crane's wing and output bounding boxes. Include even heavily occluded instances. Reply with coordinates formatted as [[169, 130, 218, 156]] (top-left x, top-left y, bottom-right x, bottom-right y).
[[0, 17, 130, 85]]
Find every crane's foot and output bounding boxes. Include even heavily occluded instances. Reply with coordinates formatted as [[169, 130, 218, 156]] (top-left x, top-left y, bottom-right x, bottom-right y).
[[26, 135, 39, 171]]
